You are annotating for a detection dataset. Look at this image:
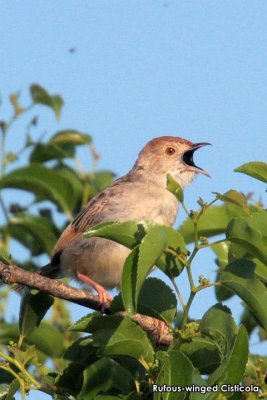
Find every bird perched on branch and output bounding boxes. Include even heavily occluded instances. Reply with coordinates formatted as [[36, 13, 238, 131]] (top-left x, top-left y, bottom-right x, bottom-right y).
[[39, 136, 210, 304]]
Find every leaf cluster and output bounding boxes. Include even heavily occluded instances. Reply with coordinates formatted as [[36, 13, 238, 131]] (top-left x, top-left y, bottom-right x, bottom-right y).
[[0, 85, 267, 399]]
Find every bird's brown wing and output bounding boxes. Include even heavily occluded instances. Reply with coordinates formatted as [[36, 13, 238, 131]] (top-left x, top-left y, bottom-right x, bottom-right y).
[[51, 187, 117, 264]]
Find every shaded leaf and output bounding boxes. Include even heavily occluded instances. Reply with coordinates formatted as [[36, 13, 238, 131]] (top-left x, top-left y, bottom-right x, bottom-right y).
[[207, 326, 248, 389], [226, 217, 267, 264], [235, 161, 267, 183], [92, 316, 154, 363], [112, 278, 177, 323], [19, 289, 54, 338], [0, 164, 75, 213], [155, 350, 193, 400], [220, 259, 267, 331], [70, 313, 154, 363], [199, 304, 237, 355], [9, 214, 58, 254], [179, 337, 221, 374], [0, 379, 19, 400], [30, 143, 74, 163], [78, 357, 134, 400], [0, 322, 65, 357], [63, 336, 97, 366], [137, 278, 177, 323]]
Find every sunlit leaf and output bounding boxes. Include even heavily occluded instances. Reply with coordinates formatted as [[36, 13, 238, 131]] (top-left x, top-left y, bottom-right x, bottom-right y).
[[179, 205, 247, 244], [51, 130, 92, 145], [122, 226, 168, 313], [167, 174, 184, 202], [30, 84, 64, 119], [213, 190, 249, 213], [235, 161, 267, 183]]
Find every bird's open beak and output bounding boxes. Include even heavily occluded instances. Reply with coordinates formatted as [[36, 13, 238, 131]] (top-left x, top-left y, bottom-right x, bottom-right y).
[[182, 142, 211, 177]]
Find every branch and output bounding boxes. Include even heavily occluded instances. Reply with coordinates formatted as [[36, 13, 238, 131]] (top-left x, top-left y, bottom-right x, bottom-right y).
[[0, 260, 173, 346]]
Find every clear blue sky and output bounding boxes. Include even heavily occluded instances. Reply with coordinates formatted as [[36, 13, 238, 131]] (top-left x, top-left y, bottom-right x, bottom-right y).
[[1, 2, 267, 399]]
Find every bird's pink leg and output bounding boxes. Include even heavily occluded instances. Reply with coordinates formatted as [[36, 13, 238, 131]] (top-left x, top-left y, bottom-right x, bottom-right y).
[[77, 272, 112, 305]]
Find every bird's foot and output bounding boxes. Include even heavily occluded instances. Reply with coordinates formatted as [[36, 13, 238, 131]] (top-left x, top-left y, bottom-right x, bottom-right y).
[[77, 271, 112, 312]]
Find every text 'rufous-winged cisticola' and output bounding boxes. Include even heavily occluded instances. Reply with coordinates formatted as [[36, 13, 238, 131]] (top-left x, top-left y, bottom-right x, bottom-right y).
[[39, 136, 210, 303]]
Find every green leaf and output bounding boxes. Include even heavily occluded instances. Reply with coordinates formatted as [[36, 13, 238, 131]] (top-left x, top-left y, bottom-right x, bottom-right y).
[[112, 278, 177, 323], [179, 205, 247, 244], [92, 316, 154, 363], [155, 350, 194, 400], [8, 215, 57, 254], [51, 130, 92, 145], [211, 243, 234, 301], [92, 170, 115, 193], [0, 379, 19, 400], [156, 226, 187, 278], [63, 336, 97, 366], [0, 164, 76, 213], [29, 143, 74, 163], [69, 311, 102, 332], [179, 337, 221, 374], [213, 190, 249, 213], [226, 217, 267, 264], [56, 362, 84, 397], [220, 259, 267, 331], [122, 226, 168, 313], [19, 289, 54, 338], [78, 357, 134, 400], [137, 278, 177, 323], [84, 221, 147, 249], [0, 249, 11, 265], [199, 304, 237, 356], [70, 313, 154, 363], [207, 325, 249, 389], [234, 161, 267, 183], [167, 174, 184, 202], [0, 322, 65, 357], [30, 84, 64, 119]]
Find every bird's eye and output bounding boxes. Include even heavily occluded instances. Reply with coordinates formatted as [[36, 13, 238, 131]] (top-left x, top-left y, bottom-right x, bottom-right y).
[[165, 147, 176, 155]]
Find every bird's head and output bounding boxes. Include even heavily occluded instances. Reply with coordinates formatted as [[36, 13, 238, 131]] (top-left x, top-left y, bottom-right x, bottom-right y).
[[135, 136, 211, 187]]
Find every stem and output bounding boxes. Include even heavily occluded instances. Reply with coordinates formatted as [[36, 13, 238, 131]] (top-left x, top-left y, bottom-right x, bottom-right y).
[[171, 277, 185, 310], [199, 238, 228, 249], [196, 281, 222, 292], [181, 201, 190, 217], [0, 195, 9, 224], [0, 350, 40, 389], [181, 291, 196, 331]]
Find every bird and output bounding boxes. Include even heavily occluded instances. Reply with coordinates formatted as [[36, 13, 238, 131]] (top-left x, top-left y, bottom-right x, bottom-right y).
[[39, 136, 210, 304]]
